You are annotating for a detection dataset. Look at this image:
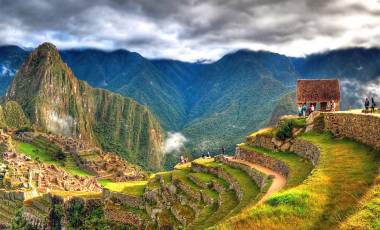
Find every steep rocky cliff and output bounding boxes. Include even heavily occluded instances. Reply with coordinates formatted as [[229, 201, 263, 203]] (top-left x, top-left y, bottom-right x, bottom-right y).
[[5, 43, 164, 170]]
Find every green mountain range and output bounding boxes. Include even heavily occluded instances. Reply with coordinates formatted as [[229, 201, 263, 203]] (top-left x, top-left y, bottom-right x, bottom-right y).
[[1, 46, 380, 157], [5, 43, 164, 170]]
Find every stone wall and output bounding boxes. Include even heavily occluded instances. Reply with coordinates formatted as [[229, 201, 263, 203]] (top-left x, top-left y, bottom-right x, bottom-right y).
[[290, 139, 320, 166], [323, 112, 380, 150], [247, 134, 277, 151], [235, 147, 289, 177], [191, 162, 244, 201], [215, 156, 268, 189], [0, 189, 26, 201], [103, 189, 144, 209]]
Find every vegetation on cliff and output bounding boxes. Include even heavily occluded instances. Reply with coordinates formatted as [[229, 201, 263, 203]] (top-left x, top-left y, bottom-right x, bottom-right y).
[[5, 43, 164, 170]]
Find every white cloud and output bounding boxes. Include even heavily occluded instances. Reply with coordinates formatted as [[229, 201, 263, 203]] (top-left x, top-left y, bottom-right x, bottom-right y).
[[163, 132, 187, 154], [341, 76, 380, 108], [0, 0, 380, 61]]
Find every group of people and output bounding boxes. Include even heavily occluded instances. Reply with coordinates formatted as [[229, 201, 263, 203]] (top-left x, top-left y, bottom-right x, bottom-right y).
[[201, 152, 212, 158], [298, 103, 315, 117], [298, 100, 337, 117], [179, 155, 189, 164], [364, 97, 376, 113], [178, 147, 227, 164]]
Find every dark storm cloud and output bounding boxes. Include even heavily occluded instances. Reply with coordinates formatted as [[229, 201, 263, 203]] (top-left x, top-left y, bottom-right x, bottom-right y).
[[0, 0, 379, 61]]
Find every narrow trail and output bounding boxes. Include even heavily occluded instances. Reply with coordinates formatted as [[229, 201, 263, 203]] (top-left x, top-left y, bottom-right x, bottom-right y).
[[226, 157, 287, 204]]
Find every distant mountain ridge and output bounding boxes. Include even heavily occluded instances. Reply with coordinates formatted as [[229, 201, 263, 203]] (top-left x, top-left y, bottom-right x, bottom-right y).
[[1, 45, 380, 155], [5, 43, 164, 170]]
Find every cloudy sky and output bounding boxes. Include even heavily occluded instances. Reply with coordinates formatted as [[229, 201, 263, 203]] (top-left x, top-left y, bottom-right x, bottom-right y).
[[1, 0, 380, 61]]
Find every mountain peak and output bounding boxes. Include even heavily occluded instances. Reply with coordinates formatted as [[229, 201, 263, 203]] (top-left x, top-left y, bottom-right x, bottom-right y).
[[5, 42, 165, 170], [33, 42, 60, 59]]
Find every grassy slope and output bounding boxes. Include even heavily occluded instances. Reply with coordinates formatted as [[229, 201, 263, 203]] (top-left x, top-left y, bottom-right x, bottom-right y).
[[219, 132, 380, 230], [339, 168, 380, 229], [15, 141, 91, 177]]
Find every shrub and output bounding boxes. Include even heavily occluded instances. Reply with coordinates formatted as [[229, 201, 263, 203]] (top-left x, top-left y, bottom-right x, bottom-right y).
[[267, 190, 309, 207], [53, 150, 66, 161], [275, 118, 306, 140]]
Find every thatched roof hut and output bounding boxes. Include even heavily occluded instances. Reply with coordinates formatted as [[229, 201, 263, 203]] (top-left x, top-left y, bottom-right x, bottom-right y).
[[296, 79, 340, 110]]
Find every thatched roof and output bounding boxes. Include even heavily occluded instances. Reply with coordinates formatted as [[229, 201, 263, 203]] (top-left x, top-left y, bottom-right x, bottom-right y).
[[296, 79, 340, 103]]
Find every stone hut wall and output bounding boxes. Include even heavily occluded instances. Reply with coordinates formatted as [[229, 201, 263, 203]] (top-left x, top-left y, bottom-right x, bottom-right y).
[[323, 112, 380, 150]]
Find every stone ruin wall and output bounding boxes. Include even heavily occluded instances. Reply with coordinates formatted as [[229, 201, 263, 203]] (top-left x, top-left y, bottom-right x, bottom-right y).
[[102, 188, 145, 209], [323, 112, 380, 150]]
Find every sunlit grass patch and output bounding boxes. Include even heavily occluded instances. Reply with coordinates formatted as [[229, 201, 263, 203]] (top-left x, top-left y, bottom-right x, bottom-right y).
[[248, 127, 274, 137], [15, 141, 92, 177], [99, 180, 147, 197]]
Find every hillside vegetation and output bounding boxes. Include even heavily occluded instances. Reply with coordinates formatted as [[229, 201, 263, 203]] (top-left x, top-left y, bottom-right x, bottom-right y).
[[2, 46, 380, 157], [5, 43, 164, 170]]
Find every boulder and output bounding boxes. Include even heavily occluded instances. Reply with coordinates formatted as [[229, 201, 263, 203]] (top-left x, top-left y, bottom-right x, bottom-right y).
[[271, 138, 283, 148], [280, 142, 291, 152]]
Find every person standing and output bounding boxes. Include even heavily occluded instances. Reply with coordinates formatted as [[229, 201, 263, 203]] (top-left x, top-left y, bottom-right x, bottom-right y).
[[331, 100, 336, 112], [221, 147, 226, 155], [298, 105, 302, 117], [371, 97, 376, 113], [365, 98, 370, 112], [302, 103, 307, 117]]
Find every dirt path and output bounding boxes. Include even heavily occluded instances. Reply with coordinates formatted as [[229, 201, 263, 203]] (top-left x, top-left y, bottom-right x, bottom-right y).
[[226, 157, 287, 204]]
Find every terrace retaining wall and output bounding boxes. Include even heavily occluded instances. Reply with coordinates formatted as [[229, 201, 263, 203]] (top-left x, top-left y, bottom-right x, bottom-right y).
[[290, 139, 320, 166], [103, 189, 144, 209], [235, 147, 289, 177], [323, 112, 380, 150]]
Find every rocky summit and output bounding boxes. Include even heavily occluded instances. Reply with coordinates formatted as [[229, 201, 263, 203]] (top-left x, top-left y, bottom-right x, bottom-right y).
[[5, 43, 164, 170]]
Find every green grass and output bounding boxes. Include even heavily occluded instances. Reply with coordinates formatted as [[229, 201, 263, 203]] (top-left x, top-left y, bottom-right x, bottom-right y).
[[146, 171, 172, 190], [98, 179, 147, 197], [339, 169, 380, 229], [220, 132, 380, 230], [190, 190, 239, 230], [15, 141, 92, 177], [238, 144, 313, 188]]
